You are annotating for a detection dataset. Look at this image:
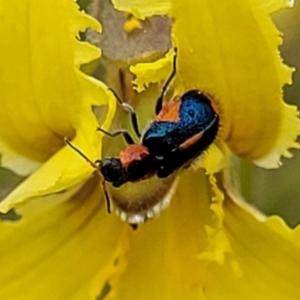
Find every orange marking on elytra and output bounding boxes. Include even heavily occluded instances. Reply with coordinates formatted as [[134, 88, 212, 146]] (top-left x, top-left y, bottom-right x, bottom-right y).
[[155, 96, 181, 122], [211, 101, 220, 115], [120, 144, 150, 168], [179, 131, 204, 150]]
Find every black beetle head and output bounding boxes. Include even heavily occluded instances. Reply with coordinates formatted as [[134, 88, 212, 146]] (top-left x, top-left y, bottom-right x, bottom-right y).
[[100, 157, 128, 187]]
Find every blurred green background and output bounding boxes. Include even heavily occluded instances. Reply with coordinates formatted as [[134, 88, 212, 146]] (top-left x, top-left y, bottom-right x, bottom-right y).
[[0, 1, 299, 226]]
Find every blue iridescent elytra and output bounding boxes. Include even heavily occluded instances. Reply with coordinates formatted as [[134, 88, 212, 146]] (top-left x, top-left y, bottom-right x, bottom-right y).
[[142, 90, 219, 177]]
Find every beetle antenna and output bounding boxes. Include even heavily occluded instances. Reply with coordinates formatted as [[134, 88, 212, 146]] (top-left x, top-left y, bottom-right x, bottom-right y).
[[65, 138, 112, 214], [64, 138, 99, 169]]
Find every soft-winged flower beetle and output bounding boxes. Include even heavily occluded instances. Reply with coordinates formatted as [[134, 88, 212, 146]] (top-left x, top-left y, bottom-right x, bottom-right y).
[[65, 48, 219, 228]]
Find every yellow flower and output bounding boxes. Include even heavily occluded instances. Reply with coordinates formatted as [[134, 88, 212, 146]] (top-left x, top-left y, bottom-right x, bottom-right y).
[[0, 0, 300, 300]]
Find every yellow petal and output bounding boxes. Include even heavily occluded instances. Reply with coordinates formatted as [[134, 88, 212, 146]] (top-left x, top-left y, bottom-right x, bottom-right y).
[[130, 49, 175, 93], [0, 0, 117, 211], [125, 0, 300, 167], [204, 197, 300, 300], [113, 171, 213, 299], [0, 0, 114, 175], [0, 87, 115, 213], [0, 175, 128, 300], [253, 103, 300, 168], [112, 169, 300, 300], [112, 0, 170, 19], [171, 0, 299, 166], [255, 0, 293, 13], [191, 141, 229, 175]]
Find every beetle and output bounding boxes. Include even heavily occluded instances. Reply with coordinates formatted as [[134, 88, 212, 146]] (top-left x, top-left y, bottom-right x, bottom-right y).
[[65, 48, 219, 227], [64, 140, 156, 215], [142, 89, 219, 178]]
